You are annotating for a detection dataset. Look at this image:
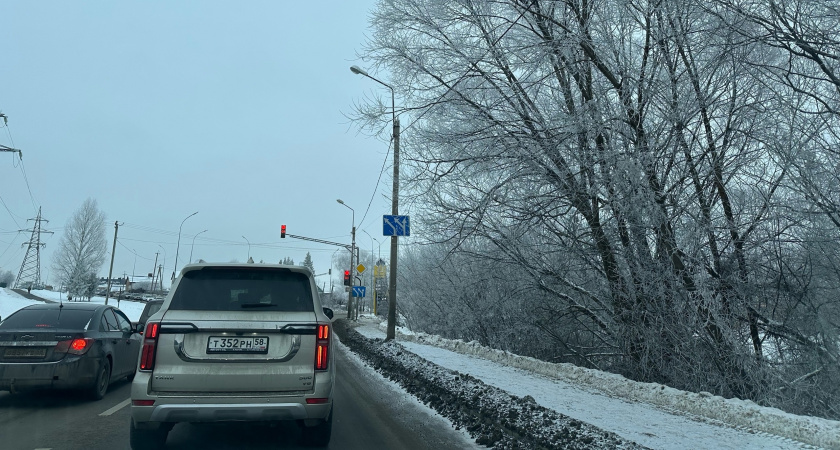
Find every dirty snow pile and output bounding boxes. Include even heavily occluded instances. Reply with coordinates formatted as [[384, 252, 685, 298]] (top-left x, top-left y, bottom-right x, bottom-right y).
[[351, 315, 839, 449], [334, 319, 643, 449]]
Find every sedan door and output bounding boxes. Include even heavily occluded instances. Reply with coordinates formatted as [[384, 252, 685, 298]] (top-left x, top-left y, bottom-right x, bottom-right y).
[[112, 309, 141, 376], [101, 309, 128, 378]]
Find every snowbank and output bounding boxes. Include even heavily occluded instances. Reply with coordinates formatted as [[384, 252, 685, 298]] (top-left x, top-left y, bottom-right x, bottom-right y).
[[357, 316, 839, 449]]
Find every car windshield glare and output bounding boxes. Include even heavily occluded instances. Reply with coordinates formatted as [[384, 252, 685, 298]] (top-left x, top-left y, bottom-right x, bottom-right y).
[[0, 308, 96, 330], [168, 267, 314, 312]]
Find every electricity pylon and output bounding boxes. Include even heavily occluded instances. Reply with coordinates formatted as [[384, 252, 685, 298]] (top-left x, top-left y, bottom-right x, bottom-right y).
[[14, 207, 53, 289]]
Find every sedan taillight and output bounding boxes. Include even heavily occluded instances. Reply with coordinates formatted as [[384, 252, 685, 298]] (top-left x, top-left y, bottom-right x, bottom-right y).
[[55, 338, 95, 355], [315, 324, 330, 371], [139, 322, 160, 371]]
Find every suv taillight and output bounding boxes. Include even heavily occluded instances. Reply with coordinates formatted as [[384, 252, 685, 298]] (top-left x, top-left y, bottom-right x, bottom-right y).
[[315, 324, 329, 371], [139, 322, 160, 371]]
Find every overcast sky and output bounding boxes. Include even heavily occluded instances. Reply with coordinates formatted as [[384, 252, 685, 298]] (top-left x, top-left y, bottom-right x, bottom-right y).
[[0, 1, 396, 290]]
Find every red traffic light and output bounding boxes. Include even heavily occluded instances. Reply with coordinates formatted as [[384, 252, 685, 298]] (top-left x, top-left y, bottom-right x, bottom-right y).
[[343, 270, 351, 286], [281, 225, 286, 238]]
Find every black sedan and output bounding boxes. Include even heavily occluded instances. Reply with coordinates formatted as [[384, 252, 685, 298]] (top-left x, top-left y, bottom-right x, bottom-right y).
[[0, 302, 141, 400]]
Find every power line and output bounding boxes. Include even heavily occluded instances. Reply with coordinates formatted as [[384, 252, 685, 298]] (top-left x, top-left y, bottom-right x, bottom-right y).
[[1, 116, 38, 212], [0, 195, 21, 228]]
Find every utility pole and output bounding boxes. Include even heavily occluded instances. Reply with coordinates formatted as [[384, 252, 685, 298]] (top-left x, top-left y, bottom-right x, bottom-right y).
[[104, 221, 120, 305], [349, 65, 401, 338], [387, 117, 400, 339], [150, 252, 159, 294], [347, 227, 356, 319]]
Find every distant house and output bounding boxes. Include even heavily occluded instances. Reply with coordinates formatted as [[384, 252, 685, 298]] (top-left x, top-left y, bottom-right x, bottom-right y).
[[126, 275, 156, 293]]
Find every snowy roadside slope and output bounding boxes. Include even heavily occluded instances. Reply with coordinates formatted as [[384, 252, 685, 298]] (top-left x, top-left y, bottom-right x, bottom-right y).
[[0, 288, 147, 322], [353, 316, 839, 450]]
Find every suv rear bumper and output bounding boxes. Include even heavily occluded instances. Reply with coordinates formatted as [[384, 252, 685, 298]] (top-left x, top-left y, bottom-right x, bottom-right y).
[[144, 402, 311, 422], [130, 371, 333, 424]]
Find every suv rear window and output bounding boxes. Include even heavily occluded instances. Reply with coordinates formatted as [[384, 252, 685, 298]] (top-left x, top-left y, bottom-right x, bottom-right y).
[[169, 268, 314, 312], [0, 308, 97, 329]]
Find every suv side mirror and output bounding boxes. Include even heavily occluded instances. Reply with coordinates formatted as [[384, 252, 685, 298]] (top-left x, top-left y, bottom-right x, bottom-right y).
[[133, 322, 145, 334], [322, 307, 334, 320]]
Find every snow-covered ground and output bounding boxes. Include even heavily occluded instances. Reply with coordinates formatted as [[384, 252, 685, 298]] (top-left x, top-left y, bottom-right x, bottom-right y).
[[0, 288, 147, 322], [351, 315, 839, 450], [4, 292, 835, 448]]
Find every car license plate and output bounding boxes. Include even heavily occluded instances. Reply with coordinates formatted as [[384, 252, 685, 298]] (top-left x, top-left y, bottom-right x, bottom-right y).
[[207, 336, 269, 353], [4, 347, 47, 358]]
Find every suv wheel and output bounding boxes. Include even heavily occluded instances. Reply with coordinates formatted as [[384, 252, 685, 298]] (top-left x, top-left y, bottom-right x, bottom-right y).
[[130, 419, 169, 450], [299, 406, 332, 447]]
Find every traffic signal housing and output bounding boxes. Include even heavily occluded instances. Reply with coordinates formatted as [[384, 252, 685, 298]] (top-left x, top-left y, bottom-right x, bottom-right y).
[[343, 270, 351, 286], [281, 225, 286, 238]]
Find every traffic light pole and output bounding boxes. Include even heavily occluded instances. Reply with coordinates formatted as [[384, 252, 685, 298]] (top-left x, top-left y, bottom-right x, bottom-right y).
[[280, 227, 356, 317], [348, 227, 356, 319]]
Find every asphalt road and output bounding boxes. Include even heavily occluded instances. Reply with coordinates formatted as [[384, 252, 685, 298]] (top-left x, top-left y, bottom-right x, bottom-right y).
[[0, 338, 477, 450]]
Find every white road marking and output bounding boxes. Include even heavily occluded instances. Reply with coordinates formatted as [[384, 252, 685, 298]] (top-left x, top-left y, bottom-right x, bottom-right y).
[[99, 398, 131, 416]]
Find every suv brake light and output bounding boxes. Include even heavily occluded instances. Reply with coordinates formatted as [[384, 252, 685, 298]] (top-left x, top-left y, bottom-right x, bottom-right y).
[[139, 322, 160, 371], [315, 324, 329, 371]]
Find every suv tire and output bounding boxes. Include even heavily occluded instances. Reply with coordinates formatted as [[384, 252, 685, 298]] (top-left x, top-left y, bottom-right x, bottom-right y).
[[299, 406, 333, 447], [130, 419, 169, 450]]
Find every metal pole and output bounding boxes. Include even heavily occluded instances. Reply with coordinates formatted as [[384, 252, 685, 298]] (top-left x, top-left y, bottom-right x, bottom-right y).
[[105, 221, 119, 305], [150, 252, 159, 294], [157, 245, 167, 290], [387, 117, 400, 339], [173, 211, 198, 280], [337, 200, 355, 319], [190, 230, 207, 263], [351, 227, 357, 319], [350, 65, 401, 333], [241, 235, 251, 261]]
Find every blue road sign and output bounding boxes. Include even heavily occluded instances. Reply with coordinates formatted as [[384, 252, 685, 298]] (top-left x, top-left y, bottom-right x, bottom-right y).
[[352, 286, 366, 298], [383, 215, 410, 236]]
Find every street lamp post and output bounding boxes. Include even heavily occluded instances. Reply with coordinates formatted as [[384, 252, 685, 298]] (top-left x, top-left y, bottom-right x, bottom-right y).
[[351, 65, 400, 339], [173, 211, 198, 281], [337, 199, 356, 320], [241, 235, 251, 261], [190, 229, 208, 264]]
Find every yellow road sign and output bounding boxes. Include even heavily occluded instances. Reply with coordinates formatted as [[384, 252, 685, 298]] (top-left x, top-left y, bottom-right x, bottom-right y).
[[356, 263, 366, 274], [374, 265, 386, 278]]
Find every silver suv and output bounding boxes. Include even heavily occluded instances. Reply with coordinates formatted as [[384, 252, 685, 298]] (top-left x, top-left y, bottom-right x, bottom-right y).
[[129, 264, 335, 449]]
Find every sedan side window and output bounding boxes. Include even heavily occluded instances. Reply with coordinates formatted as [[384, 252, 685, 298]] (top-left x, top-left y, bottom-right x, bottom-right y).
[[113, 310, 132, 333], [103, 309, 120, 331], [100, 316, 110, 332]]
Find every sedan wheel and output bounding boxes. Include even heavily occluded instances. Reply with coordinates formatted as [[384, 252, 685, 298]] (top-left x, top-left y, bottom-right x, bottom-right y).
[[90, 359, 111, 400]]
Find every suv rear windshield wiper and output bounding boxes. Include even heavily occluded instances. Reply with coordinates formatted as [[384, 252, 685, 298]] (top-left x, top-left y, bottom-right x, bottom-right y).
[[240, 303, 276, 308]]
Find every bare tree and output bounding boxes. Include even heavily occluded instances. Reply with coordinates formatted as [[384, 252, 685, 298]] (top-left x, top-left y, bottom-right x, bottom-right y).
[[52, 198, 107, 299], [353, 0, 839, 418], [0, 269, 14, 287]]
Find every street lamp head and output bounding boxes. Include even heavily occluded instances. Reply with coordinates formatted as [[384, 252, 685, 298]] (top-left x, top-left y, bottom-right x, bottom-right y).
[[336, 199, 345, 205], [350, 65, 368, 76]]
